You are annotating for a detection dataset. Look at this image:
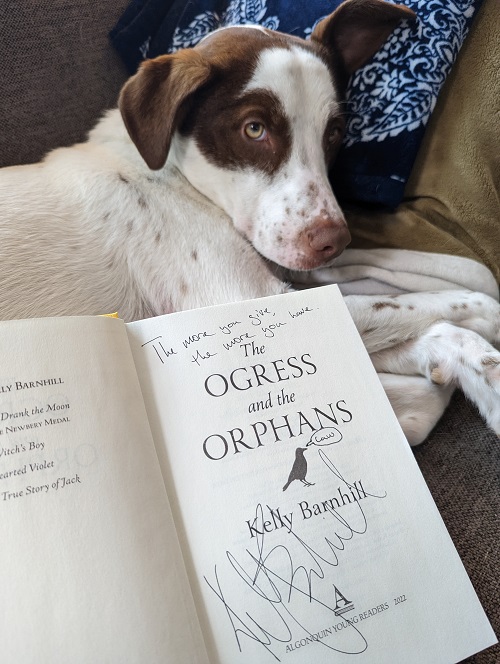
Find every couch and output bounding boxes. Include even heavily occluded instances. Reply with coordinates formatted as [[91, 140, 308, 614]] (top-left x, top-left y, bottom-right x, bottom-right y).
[[0, 0, 498, 661]]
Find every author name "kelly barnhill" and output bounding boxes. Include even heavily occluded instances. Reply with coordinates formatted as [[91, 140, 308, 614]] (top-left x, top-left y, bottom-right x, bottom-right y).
[[298, 480, 367, 520], [246, 481, 367, 538], [0, 377, 64, 394]]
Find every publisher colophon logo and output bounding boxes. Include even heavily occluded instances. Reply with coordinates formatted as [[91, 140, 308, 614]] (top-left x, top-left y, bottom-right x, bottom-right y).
[[333, 584, 355, 616]]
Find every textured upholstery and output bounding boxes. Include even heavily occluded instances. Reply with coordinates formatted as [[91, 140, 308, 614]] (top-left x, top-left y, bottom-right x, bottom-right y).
[[0, 1, 498, 660], [413, 393, 499, 663], [0, 0, 129, 167]]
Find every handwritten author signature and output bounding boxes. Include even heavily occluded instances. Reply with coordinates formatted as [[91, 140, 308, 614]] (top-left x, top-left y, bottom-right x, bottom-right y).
[[204, 451, 387, 661]]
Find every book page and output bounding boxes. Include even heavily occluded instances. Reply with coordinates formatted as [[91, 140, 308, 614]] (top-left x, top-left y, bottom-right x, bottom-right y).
[[0, 316, 208, 664], [128, 285, 496, 664]]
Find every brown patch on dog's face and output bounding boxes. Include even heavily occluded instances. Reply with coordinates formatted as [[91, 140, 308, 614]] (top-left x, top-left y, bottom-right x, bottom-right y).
[[171, 26, 350, 178], [181, 88, 292, 177]]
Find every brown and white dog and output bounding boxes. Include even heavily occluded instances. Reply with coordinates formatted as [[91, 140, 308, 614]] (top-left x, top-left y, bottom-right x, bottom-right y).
[[0, 0, 499, 444]]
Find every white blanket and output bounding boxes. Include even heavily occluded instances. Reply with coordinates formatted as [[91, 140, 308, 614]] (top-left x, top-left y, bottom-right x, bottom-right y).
[[292, 248, 499, 300]]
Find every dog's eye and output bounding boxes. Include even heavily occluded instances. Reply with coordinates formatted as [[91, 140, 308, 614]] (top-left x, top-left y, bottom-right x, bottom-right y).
[[328, 126, 343, 143], [244, 122, 266, 140]]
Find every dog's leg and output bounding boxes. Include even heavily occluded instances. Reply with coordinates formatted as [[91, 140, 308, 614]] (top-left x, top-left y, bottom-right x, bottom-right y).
[[378, 373, 454, 446], [343, 291, 499, 440], [343, 291, 500, 353], [371, 322, 500, 436]]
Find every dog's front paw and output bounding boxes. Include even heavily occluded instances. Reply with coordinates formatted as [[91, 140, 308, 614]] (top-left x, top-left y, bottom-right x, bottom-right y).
[[424, 322, 500, 436], [371, 319, 500, 438]]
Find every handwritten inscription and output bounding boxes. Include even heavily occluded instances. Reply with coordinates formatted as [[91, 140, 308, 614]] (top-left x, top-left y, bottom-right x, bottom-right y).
[[220, 321, 242, 335], [307, 426, 343, 447], [245, 307, 288, 338], [191, 350, 217, 366], [141, 336, 177, 364], [183, 330, 215, 349], [140, 297, 313, 370], [223, 333, 255, 351], [249, 307, 275, 326], [262, 322, 287, 338], [289, 306, 314, 319]]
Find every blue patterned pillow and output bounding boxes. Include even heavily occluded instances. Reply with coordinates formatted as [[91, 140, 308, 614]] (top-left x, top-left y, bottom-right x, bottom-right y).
[[110, 0, 483, 208]]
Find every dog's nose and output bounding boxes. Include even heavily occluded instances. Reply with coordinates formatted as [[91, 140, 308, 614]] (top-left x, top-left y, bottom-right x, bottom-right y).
[[306, 222, 351, 259]]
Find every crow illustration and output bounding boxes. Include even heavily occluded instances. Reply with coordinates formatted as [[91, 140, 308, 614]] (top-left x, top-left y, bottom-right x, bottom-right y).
[[282, 447, 314, 491]]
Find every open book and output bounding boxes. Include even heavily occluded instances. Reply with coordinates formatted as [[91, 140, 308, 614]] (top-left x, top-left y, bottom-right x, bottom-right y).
[[0, 285, 496, 663]]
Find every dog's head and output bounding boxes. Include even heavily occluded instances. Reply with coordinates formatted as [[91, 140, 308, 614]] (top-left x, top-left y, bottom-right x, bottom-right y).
[[119, 0, 414, 270]]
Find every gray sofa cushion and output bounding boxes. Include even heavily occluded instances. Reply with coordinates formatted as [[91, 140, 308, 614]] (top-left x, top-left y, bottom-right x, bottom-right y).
[[413, 393, 499, 663], [0, 1, 498, 661], [0, 0, 129, 167]]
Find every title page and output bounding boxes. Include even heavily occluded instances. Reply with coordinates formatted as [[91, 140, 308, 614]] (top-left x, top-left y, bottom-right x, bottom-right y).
[[127, 285, 496, 663]]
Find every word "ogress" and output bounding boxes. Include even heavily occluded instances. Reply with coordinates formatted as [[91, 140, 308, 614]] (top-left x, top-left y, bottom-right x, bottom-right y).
[[204, 354, 317, 398]]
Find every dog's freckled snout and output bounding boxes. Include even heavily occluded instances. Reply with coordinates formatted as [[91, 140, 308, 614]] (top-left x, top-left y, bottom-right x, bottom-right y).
[[306, 222, 351, 258]]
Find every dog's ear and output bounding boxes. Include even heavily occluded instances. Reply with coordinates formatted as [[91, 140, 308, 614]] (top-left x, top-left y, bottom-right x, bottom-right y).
[[311, 0, 416, 75], [119, 50, 212, 170]]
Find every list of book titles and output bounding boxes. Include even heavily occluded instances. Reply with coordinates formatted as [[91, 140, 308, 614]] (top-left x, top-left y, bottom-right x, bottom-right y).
[[0, 376, 95, 504]]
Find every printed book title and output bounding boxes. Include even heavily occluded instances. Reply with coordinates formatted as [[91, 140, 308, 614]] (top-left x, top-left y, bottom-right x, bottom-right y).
[[200, 348, 353, 462]]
